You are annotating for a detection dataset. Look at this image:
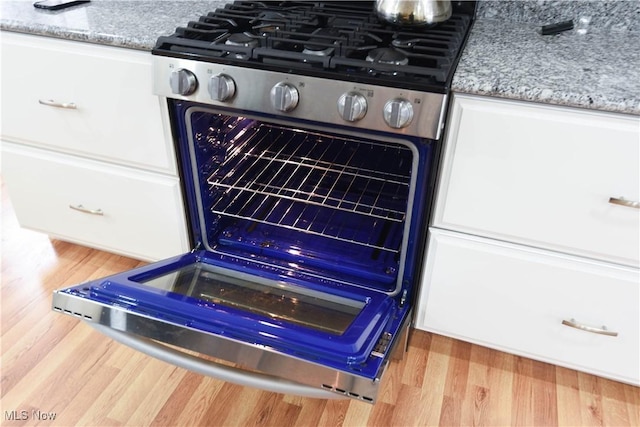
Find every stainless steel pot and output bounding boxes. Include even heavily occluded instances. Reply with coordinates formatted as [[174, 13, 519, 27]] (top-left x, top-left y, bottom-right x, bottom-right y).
[[376, 0, 452, 26]]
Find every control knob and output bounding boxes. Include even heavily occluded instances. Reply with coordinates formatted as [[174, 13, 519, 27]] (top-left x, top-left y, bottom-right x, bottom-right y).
[[383, 98, 414, 129], [337, 92, 367, 122], [208, 74, 236, 102], [270, 82, 299, 112], [169, 68, 197, 96]]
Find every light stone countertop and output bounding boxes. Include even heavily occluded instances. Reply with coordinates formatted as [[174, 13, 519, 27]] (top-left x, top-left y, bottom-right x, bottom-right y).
[[1, 0, 638, 115], [455, 0, 640, 115], [452, 19, 640, 115], [0, 0, 228, 50]]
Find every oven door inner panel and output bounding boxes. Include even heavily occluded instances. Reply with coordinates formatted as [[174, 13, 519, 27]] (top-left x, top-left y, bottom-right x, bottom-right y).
[[61, 252, 396, 366]]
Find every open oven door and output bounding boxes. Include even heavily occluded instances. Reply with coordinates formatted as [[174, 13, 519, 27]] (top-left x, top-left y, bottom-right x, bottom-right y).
[[52, 103, 432, 403], [52, 249, 412, 403]]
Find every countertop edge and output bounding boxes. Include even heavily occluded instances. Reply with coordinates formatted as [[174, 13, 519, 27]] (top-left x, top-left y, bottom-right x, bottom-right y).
[[450, 84, 640, 117], [0, 23, 152, 50]]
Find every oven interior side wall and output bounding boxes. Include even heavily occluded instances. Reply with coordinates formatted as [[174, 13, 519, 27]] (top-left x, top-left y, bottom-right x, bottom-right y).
[[170, 101, 431, 294]]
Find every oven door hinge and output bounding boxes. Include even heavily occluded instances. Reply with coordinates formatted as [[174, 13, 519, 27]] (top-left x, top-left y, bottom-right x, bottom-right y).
[[399, 289, 407, 307], [191, 242, 202, 253]]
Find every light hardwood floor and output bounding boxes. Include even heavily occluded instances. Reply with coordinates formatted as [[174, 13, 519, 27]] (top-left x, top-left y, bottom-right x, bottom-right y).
[[1, 179, 639, 426]]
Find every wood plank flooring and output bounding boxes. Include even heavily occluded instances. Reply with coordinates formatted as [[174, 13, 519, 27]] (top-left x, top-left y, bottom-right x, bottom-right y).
[[1, 178, 639, 426]]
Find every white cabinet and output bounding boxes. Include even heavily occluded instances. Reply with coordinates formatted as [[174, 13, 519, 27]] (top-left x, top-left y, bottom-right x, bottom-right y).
[[2, 143, 188, 261], [1, 32, 189, 261], [433, 95, 639, 267], [1, 32, 175, 173], [418, 94, 640, 385], [417, 229, 639, 385]]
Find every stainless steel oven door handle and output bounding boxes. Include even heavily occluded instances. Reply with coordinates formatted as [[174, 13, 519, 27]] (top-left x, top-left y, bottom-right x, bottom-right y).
[[90, 323, 344, 399]]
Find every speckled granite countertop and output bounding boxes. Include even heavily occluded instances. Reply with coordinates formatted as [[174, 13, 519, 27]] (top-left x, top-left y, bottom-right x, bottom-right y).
[[0, 0, 228, 50], [1, 0, 638, 115], [454, 1, 640, 115]]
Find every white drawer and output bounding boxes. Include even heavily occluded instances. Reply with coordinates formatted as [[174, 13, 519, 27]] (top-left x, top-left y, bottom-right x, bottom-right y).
[[0, 32, 175, 173], [2, 143, 189, 262], [416, 229, 640, 386], [434, 95, 640, 267]]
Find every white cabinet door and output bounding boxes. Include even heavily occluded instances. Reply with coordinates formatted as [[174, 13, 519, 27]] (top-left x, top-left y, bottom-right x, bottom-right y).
[[2, 143, 189, 262], [0, 32, 175, 174], [416, 229, 640, 386], [433, 95, 640, 267]]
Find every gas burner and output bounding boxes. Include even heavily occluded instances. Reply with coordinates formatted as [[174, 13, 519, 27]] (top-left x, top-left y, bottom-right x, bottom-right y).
[[256, 11, 286, 21], [258, 10, 285, 21], [225, 32, 260, 48], [366, 48, 409, 66], [302, 44, 335, 57], [254, 24, 280, 35], [301, 28, 340, 57], [224, 32, 260, 59], [391, 38, 421, 49], [252, 11, 286, 34]]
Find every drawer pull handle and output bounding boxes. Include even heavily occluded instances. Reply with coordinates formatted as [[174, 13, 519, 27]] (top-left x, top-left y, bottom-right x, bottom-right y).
[[69, 204, 104, 216], [561, 318, 618, 337], [608, 196, 640, 209], [38, 99, 77, 109]]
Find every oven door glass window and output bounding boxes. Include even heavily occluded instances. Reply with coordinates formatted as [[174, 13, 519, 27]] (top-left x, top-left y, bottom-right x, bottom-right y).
[[139, 261, 363, 335]]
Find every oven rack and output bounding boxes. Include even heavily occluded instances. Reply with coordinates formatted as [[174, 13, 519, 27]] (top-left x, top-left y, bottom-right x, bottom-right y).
[[208, 124, 411, 223], [204, 124, 412, 254], [210, 192, 404, 254]]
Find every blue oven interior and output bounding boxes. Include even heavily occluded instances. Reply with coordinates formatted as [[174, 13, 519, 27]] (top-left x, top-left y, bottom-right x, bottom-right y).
[[179, 104, 424, 293], [58, 99, 436, 379]]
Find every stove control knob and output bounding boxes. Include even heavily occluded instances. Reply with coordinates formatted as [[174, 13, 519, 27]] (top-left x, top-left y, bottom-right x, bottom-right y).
[[169, 68, 197, 96], [208, 74, 236, 102], [337, 92, 367, 122], [383, 98, 414, 129], [270, 82, 299, 112]]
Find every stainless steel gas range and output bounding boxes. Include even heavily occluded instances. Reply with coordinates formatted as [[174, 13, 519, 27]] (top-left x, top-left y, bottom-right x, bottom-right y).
[[53, 1, 476, 403]]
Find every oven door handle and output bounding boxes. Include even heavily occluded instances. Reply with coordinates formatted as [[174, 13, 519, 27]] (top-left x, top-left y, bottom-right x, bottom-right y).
[[90, 323, 344, 399]]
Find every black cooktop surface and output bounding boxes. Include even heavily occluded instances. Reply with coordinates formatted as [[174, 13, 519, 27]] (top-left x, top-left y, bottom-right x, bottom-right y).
[[153, 1, 476, 92]]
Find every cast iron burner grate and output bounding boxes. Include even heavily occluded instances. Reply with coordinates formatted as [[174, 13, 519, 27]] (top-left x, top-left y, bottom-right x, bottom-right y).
[[153, 1, 476, 92]]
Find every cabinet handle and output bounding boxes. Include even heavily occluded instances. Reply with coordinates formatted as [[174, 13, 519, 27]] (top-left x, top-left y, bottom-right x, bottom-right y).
[[69, 204, 104, 216], [38, 99, 77, 109], [561, 318, 618, 337], [608, 196, 640, 209]]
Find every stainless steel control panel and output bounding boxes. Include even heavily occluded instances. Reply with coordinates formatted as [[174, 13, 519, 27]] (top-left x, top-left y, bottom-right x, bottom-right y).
[[153, 56, 447, 140]]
